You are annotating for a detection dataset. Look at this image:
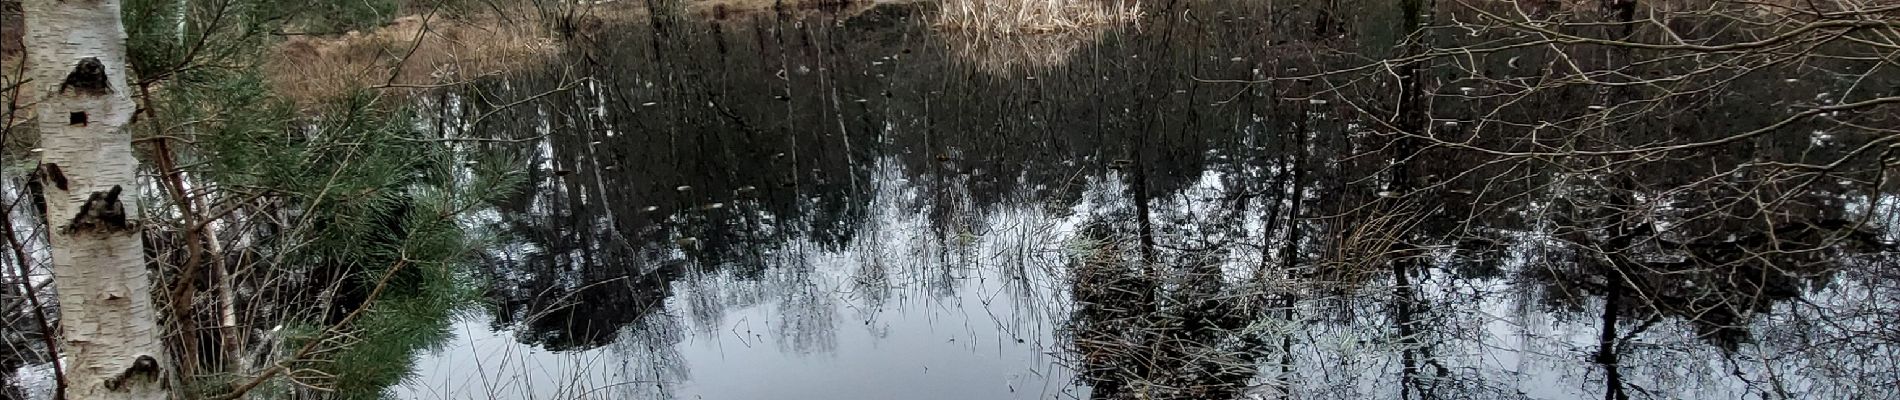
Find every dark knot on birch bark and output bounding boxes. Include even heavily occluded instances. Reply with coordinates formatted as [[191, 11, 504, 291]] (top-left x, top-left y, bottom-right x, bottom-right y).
[[67, 185, 129, 233], [103, 354, 163, 391], [58, 57, 111, 95]]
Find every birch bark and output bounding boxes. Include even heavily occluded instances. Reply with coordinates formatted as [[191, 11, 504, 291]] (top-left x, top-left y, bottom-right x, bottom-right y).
[[24, 0, 170, 398]]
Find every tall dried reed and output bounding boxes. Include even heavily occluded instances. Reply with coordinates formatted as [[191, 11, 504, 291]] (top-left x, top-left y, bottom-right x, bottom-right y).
[[933, 0, 1138, 76], [933, 0, 1138, 34]]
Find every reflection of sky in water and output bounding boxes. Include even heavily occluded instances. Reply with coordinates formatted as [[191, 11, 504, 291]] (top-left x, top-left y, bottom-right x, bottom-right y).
[[379, 2, 1900, 394], [398, 154, 1900, 399], [6, 2, 1898, 398], [400, 160, 1081, 400]]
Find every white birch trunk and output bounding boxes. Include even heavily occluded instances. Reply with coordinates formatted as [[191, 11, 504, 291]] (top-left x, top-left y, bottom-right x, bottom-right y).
[[24, 0, 170, 398]]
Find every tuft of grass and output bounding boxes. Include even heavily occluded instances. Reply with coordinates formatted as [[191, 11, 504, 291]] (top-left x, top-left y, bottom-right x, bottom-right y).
[[933, 0, 1140, 34], [1310, 200, 1430, 292], [932, 0, 1139, 76]]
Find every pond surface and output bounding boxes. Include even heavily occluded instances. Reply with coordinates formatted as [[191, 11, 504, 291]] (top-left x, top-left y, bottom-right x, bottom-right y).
[[400, 1, 1900, 399]]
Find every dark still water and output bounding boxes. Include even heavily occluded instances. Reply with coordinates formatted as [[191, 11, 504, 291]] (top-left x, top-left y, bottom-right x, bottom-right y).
[[403, 1, 1900, 399]]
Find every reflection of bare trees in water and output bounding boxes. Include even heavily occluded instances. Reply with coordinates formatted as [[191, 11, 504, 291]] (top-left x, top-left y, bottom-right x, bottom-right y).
[[987, 212, 1062, 334], [844, 166, 913, 335], [605, 311, 692, 399], [938, 28, 1103, 77], [444, 1, 1900, 398], [681, 270, 731, 338], [1532, 217, 1886, 350], [1267, 0, 1900, 394], [911, 168, 970, 301], [847, 244, 893, 333], [773, 255, 841, 355]]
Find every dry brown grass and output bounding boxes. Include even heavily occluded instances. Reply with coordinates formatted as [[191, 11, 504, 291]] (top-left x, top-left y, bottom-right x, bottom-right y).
[[934, 0, 1138, 34], [266, 12, 562, 104], [266, 0, 898, 104], [933, 0, 1138, 76]]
